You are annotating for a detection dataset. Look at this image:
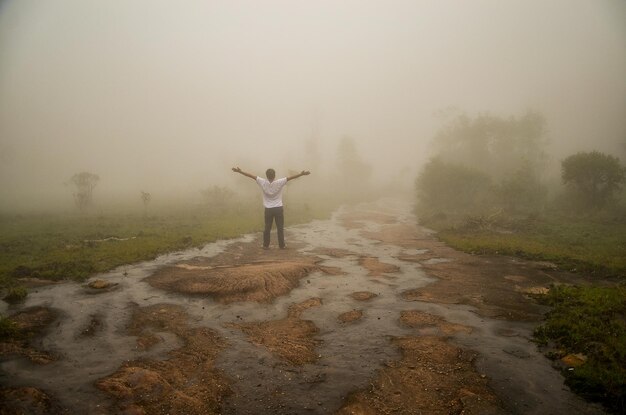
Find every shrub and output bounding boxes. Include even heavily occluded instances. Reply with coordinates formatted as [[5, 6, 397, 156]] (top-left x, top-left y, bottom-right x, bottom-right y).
[[416, 158, 493, 217], [561, 151, 625, 210], [496, 163, 547, 214], [3, 285, 28, 303]]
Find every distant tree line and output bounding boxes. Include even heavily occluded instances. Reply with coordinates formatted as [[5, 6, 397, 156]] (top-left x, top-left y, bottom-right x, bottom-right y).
[[416, 111, 625, 223], [64, 133, 377, 214]]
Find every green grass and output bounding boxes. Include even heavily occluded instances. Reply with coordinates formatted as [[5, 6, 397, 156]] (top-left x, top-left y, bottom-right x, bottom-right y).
[[0, 200, 333, 288], [432, 215, 626, 278], [534, 285, 626, 413]]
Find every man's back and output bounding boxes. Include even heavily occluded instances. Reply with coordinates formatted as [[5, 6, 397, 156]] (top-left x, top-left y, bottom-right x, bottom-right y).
[[256, 177, 287, 208]]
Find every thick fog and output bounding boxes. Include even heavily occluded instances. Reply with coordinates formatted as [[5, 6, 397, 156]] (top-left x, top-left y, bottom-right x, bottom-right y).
[[1, 0, 625, 211]]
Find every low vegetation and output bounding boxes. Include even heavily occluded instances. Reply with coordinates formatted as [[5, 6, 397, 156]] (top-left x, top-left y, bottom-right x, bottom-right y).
[[431, 214, 626, 278], [3, 285, 28, 304], [0, 200, 333, 289], [0, 314, 19, 341], [534, 285, 626, 413]]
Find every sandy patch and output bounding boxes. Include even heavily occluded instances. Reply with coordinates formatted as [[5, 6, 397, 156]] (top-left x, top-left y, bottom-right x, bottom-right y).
[[96, 304, 229, 415], [87, 279, 118, 290], [0, 386, 62, 415], [358, 257, 400, 277], [350, 292, 378, 301], [400, 310, 472, 335], [146, 238, 338, 304], [0, 306, 57, 364], [338, 309, 363, 324], [148, 259, 319, 303], [336, 336, 502, 415], [227, 298, 322, 365]]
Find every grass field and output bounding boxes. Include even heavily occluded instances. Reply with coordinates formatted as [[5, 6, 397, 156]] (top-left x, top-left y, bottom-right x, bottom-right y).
[[0, 201, 333, 290], [431, 215, 626, 278]]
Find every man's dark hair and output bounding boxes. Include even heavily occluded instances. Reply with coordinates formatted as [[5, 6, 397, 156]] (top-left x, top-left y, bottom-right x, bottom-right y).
[[266, 168, 275, 180]]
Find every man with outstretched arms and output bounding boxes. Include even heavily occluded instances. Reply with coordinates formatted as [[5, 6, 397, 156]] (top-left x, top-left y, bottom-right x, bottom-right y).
[[232, 167, 310, 249]]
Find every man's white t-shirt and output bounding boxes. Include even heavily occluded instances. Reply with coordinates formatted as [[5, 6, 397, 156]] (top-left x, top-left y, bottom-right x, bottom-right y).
[[256, 177, 288, 208]]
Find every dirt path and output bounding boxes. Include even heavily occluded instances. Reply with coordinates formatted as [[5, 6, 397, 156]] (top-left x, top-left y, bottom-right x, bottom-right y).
[[0, 199, 606, 414]]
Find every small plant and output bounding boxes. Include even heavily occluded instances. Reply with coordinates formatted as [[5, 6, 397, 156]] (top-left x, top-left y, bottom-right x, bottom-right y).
[[3, 285, 28, 304], [0, 314, 19, 340]]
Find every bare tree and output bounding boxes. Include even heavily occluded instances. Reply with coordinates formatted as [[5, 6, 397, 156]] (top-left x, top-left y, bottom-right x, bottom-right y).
[[68, 172, 99, 211], [141, 191, 151, 217]]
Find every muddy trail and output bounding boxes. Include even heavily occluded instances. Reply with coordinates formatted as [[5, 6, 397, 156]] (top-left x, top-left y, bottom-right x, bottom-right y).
[[0, 199, 606, 414]]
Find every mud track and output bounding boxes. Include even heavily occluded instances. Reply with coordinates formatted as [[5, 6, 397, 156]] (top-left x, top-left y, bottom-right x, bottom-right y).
[[0, 199, 606, 414]]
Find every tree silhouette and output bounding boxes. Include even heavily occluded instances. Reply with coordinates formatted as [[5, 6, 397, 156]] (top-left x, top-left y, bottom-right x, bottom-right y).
[[141, 191, 151, 216], [69, 172, 99, 211], [562, 151, 625, 208]]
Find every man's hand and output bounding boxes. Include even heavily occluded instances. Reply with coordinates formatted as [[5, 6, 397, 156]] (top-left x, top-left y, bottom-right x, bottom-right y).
[[232, 167, 256, 180], [287, 170, 311, 181]]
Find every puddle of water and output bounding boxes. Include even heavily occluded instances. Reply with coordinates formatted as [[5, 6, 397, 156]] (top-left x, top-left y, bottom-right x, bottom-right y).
[[422, 257, 452, 265], [402, 248, 429, 255], [0, 236, 252, 412]]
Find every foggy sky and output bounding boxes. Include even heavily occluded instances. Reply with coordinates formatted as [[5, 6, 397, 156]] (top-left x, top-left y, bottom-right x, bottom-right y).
[[1, 0, 625, 210]]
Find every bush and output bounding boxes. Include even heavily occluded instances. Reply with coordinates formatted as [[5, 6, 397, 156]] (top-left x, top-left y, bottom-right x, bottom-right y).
[[0, 314, 19, 340], [496, 163, 547, 214], [416, 158, 493, 217], [561, 151, 625, 210], [3, 285, 28, 303]]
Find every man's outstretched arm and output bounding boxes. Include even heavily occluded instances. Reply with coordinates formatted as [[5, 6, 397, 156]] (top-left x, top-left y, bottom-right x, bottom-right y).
[[232, 167, 257, 180], [287, 170, 311, 182]]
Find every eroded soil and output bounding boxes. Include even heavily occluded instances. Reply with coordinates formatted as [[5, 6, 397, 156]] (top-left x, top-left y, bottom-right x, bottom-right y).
[[96, 303, 229, 415], [0, 307, 58, 365], [336, 335, 501, 415], [0, 199, 606, 414], [226, 298, 323, 365]]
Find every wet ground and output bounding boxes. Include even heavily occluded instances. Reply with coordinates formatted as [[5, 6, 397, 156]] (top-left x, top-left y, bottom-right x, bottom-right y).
[[0, 198, 606, 414]]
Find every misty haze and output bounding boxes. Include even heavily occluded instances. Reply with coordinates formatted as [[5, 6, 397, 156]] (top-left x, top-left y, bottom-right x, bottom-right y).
[[1, 1, 625, 414]]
